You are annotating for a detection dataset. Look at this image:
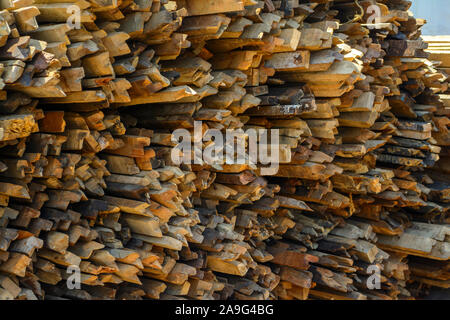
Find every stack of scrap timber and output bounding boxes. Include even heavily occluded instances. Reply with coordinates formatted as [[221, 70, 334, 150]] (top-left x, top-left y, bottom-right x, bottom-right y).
[[414, 35, 450, 294], [0, 0, 448, 300], [424, 34, 450, 177], [424, 35, 450, 75]]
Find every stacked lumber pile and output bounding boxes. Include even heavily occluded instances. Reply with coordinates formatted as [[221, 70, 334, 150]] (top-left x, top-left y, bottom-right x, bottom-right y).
[[0, 0, 448, 300], [424, 35, 450, 75], [417, 34, 450, 294], [424, 35, 450, 176]]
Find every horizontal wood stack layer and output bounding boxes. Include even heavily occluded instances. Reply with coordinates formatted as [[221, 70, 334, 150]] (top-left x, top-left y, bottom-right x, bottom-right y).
[[0, 0, 448, 300]]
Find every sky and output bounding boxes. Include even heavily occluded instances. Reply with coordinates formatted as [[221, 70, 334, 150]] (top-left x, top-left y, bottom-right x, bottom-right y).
[[410, 0, 450, 35]]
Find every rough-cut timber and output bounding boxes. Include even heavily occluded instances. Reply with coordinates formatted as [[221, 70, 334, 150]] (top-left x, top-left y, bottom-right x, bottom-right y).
[[0, 0, 448, 301]]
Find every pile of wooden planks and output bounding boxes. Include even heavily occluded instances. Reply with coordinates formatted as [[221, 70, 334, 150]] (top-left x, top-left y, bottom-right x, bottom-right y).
[[0, 0, 448, 300], [424, 35, 450, 74]]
